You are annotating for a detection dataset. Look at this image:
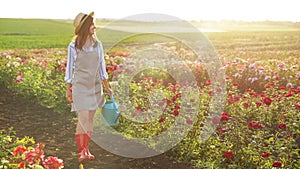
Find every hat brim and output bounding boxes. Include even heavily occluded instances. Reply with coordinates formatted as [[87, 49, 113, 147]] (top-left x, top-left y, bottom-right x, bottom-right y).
[[75, 12, 94, 34]]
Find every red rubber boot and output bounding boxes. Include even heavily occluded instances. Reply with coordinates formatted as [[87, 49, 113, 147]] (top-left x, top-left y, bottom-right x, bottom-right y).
[[75, 134, 89, 162], [84, 131, 95, 160]]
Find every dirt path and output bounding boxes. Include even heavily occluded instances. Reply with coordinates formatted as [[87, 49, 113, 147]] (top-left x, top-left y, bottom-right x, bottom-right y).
[[0, 84, 193, 169]]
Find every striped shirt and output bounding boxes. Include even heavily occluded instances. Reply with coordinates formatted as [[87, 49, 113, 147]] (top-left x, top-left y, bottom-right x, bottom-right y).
[[64, 41, 108, 84]]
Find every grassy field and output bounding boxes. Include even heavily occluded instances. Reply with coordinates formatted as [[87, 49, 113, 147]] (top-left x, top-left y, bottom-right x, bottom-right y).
[[0, 19, 73, 48], [1, 18, 300, 51]]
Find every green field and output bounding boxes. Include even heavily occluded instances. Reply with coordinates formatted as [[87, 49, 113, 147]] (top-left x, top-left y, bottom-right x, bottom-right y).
[[0, 19, 74, 48], [1, 18, 300, 51]]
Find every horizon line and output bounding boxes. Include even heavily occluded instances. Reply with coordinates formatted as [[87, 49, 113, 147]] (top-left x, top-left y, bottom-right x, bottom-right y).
[[1, 17, 300, 23]]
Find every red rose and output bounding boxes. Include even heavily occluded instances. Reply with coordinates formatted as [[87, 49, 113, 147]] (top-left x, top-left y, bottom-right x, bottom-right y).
[[249, 90, 255, 95], [39, 142, 45, 149], [221, 112, 229, 121], [166, 99, 172, 104], [255, 102, 263, 107], [18, 162, 25, 168], [158, 117, 165, 123], [259, 94, 266, 97], [272, 161, 282, 167], [248, 121, 262, 129], [263, 97, 272, 106], [262, 152, 270, 158], [12, 146, 26, 156], [280, 86, 286, 90], [278, 123, 287, 129], [208, 91, 214, 96], [243, 102, 249, 108], [172, 95, 177, 102], [232, 83, 239, 86], [113, 65, 119, 71], [172, 86, 177, 93], [174, 104, 181, 109], [106, 65, 114, 71], [173, 109, 179, 116], [285, 93, 292, 97], [224, 151, 234, 159], [205, 80, 211, 86]]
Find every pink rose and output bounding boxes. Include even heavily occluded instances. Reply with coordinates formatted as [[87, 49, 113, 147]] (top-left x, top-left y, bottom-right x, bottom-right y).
[[212, 117, 220, 125], [186, 118, 193, 125], [18, 71, 24, 76], [43, 156, 64, 169], [25, 147, 44, 164], [15, 77, 23, 83]]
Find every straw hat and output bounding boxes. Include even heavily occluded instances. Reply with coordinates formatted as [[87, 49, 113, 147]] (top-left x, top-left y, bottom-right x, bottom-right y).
[[73, 11, 94, 34]]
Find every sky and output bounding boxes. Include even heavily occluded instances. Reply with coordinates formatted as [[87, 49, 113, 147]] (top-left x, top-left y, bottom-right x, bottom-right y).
[[0, 0, 299, 22]]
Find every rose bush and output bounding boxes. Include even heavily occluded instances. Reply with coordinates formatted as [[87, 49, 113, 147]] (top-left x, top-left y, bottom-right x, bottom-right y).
[[0, 39, 299, 168], [0, 129, 63, 169]]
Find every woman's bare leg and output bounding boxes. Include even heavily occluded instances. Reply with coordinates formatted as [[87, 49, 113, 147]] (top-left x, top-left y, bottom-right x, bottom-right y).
[[84, 110, 96, 159], [76, 110, 89, 134], [87, 110, 96, 132]]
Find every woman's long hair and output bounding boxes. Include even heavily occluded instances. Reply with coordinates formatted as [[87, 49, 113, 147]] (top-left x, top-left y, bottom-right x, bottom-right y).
[[74, 16, 98, 50]]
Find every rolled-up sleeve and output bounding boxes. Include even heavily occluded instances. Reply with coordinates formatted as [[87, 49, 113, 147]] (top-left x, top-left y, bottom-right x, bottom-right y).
[[64, 42, 76, 83], [98, 42, 108, 80]]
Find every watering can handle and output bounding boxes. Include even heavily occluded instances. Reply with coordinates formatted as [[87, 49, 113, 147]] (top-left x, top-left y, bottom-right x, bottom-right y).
[[109, 94, 115, 103], [109, 94, 118, 111]]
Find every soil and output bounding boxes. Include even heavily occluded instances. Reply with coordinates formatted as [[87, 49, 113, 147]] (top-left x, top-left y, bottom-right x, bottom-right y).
[[0, 84, 194, 169]]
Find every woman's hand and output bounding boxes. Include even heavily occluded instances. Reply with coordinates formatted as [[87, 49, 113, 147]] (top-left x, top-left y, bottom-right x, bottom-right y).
[[102, 79, 113, 95], [105, 87, 113, 95], [66, 84, 73, 103]]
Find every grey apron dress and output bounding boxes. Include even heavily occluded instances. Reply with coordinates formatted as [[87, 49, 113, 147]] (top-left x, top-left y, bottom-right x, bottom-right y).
[[71, 47, 105, 111]]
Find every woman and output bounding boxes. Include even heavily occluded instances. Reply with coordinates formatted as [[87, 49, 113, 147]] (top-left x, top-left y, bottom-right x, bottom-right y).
[[64, 11, 112, 166]]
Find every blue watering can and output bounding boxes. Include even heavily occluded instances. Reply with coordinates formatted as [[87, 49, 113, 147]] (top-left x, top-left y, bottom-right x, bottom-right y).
[[101, 94, 120, 126]]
